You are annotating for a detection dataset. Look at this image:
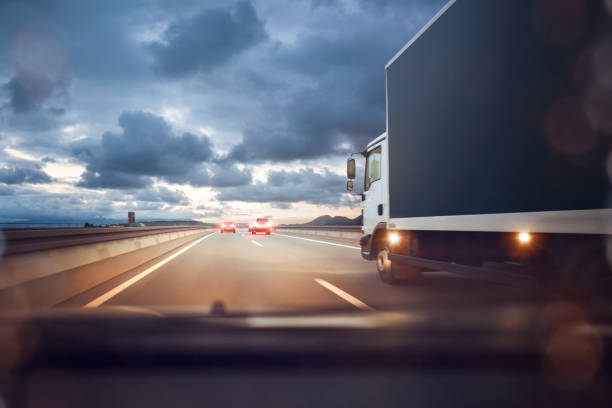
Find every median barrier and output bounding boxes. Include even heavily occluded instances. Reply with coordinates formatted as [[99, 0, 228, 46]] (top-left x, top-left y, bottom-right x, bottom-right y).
[[0, 227, 211, 308], [275, 226, 361, 240]]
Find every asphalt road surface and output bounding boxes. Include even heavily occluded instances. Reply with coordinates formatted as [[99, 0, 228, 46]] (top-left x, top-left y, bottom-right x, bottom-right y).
[[62, 230, 532, 311]]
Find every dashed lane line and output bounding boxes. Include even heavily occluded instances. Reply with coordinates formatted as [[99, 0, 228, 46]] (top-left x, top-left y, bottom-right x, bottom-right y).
[[314, 278, 374, 311], [274, 233, 360, 250]]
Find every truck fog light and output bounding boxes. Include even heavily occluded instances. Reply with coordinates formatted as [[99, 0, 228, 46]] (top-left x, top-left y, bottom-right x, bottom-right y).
[[388, 232, 400, 245], [517, 232, 531, 244]]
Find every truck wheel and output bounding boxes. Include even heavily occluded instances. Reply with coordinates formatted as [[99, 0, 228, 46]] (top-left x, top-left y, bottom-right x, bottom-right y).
[[377, 248, 399, 284], [376, 247, 421, 284]]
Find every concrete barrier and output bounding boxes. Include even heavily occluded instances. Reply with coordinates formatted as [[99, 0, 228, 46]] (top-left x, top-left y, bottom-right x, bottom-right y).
[[1, 226, 207, 255], [0, 229, 211, 308], [275, 228, 361, 241]]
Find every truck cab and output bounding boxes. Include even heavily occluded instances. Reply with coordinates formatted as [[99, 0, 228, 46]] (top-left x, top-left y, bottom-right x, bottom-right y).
[[349, 133, 414, 284], [362, 133, 388, 238]]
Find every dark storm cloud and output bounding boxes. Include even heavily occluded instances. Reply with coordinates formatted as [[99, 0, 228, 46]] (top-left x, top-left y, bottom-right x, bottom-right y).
[[0, 192, 107, 223], [3, 72, 69, 114], [210, 163, 252, 187], [74, 111, 215, 189], [217, 168, 353, 207], [0, 0, 446, 220], [3, 110, 62, 133], [0, 184, 15, 195], [134, 187, 189, 205], [227, 1, 444, 162], [0, 188, 200, 223], [73, 110, 252, 189], [163, 162, 252, 188], [310, 0, 340, 10], [0, 15, 71, 116], [149, 1, 267, 76], [271, 202, 292, 209], [0, 161, 52, 184], [77, 169, 150, 189], [0, 0, 56, 8], [4, 73, 52, 112], [47, 107, 64, 115]]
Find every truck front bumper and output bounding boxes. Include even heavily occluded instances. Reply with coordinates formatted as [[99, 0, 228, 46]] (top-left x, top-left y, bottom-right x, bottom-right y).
[[360, 234, 373, 260]]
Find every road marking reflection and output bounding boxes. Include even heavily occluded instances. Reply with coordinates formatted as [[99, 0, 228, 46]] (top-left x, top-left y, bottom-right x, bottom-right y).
[[84, 232, 216, 308], [275, 233, 360, 250], [251, 240, 263, 247], [314, 278, 374, 311]]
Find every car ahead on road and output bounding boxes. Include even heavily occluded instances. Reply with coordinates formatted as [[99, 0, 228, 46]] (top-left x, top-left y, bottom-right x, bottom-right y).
[[251, 218, 273, 235], [219, 221, 236, 233]]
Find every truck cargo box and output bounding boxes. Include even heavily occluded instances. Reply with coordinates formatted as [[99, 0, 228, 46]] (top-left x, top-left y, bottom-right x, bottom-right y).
[[386, 0, 611, 220]]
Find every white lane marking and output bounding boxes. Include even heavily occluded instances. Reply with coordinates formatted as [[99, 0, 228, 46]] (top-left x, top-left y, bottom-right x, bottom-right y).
[[251, 240, 263, 247], [314, 278, 374, 311], [84, 232, 216, 308], [275, 233, 360, 250]]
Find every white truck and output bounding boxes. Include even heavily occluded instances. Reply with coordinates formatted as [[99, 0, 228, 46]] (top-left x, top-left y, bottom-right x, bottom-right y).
[[347, 0, 611, 291]]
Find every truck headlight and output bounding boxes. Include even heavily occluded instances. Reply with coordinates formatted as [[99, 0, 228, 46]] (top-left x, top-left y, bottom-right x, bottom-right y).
[[388, 232, 400, 245], [517, 232, 531, 244]]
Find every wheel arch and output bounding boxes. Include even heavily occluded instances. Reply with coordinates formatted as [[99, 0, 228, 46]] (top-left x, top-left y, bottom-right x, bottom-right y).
[[364, 222, 388, 260]]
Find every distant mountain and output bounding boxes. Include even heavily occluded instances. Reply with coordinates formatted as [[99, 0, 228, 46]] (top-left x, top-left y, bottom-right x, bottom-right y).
[[295, 214, 362, 226]]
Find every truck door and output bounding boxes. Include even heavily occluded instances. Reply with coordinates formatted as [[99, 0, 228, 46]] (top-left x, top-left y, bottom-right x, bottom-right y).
[[363, 143, 386, 235]]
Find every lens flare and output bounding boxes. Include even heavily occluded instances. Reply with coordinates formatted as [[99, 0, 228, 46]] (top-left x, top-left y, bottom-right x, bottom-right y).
[[388, 232, 400, 245], [518, 232, 531, 244]]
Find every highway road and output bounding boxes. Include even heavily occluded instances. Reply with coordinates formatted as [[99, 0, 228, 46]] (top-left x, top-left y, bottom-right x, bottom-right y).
[[60, 229, 532, 311]]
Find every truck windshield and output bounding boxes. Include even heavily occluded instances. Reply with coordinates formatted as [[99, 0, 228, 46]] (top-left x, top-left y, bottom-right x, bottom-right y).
[[364, 147, 381, 191]]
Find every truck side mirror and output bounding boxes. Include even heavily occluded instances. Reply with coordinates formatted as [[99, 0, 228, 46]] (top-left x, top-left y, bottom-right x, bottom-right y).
[[347, 180, 354, 191], [347, 158, 356, 179]]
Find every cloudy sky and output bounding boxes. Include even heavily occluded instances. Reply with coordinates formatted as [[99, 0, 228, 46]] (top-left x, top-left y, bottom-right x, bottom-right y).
[[0, 0, 444, 224]]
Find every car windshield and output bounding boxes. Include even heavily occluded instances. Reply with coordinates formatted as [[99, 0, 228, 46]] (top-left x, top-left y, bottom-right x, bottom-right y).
[[0, 1, 610, 398]]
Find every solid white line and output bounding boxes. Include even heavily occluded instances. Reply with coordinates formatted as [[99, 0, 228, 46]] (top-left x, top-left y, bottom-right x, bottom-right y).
[[275, 233, 360, 250], [314, 278, 374, 311], [251, 240, 263, 247], [84, 232, 216, 308]]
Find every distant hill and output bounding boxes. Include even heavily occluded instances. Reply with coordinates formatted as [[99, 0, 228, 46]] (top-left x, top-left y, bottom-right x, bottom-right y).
[[294, 214, 362, 227]]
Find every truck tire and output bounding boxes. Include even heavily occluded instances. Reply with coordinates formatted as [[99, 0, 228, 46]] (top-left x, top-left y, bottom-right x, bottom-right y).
[[376, 247, 422, 284], [376, 248, 399, 284]]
